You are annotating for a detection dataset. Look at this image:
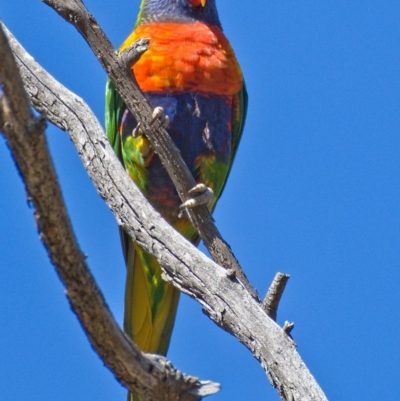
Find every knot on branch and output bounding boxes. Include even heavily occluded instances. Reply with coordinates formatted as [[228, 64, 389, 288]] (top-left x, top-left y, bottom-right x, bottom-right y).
[[119, 38, 150, 72]]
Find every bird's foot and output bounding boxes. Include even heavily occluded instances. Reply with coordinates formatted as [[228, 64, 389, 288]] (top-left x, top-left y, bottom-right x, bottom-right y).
[[150, 106, 170, 129], [132, 121, 143, 137], [132, 107, 169, 137], [178, 184, 214, 218]]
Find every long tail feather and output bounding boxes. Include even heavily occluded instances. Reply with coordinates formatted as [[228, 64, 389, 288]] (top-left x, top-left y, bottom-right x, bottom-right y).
[[124, 240, 180, 400]]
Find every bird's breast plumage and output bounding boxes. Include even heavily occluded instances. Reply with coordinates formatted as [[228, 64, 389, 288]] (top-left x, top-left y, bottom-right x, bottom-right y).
[[120, 22, 243, 95]]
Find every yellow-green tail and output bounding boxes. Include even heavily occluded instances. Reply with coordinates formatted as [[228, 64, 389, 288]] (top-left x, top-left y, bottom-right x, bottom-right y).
[[124, 241, 180, 400]]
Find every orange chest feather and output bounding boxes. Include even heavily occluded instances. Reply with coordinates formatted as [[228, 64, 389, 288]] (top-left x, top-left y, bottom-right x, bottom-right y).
[[120, 22, 243, 95]]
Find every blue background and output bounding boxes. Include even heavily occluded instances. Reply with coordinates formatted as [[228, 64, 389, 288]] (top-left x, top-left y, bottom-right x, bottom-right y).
[[1, 1, 400, 400]]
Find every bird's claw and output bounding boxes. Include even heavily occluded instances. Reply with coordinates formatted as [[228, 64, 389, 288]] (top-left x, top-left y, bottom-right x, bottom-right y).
[[179, 183, 214, 211], [132, 122, 143, 137], [150, 106, 170, 129], [132, 107, 169, 137]]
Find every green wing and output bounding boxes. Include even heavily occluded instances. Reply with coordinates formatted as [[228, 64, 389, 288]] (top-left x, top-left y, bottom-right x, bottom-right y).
[[218, 82, 248, 200], [231, 82, 248, 171], [105, 78, 124, 159], [105, 78, 133, 263]]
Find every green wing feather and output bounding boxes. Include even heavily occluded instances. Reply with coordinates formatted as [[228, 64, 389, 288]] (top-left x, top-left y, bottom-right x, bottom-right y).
[[105, 78, 123, 158], [217, 82, 248, 200], [105, 78, 132, 262], [232, 82, 248, 168]]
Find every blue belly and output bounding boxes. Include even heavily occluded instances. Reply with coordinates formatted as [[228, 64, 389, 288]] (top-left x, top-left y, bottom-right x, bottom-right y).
[[120, 92, 232, 220]]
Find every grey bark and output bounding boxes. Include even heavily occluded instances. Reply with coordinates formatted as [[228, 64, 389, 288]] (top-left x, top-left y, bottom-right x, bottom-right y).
[[41, 0, 258, 301], [263, 273, 291, 321], [2, 17, 328, 401], [0, 22, 218, 401]]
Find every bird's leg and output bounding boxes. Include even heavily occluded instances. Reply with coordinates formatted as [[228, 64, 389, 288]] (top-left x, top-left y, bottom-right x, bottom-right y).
[[179, 183, 214, 218], [132, 107, 169, 137], [150, 106, 170, 129], [150, 107, 214, 215], [132, 121, 143, 137]]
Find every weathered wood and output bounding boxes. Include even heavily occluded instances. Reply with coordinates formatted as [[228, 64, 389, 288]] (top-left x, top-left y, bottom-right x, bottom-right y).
[[4, 20, 328, 401], [263, 273, 291, 321], [0, 22, 218, 401], [41, 0, 259, 301]]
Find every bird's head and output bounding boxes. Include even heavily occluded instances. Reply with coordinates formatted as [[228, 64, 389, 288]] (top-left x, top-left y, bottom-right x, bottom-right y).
[[136, 0, 221, 27]]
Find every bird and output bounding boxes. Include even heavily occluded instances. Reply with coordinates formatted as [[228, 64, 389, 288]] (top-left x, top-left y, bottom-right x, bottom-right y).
[[105, 0, 247, 398]]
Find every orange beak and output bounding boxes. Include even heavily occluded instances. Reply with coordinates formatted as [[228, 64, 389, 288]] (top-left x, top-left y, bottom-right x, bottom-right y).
[[190, 0, 207, 7]]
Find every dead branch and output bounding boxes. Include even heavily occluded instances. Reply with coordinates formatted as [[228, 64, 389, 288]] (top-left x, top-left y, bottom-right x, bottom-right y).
[[41, 0, 259, 301], [3, 20, 328, 401], [263, 273, 290, 321], [0, 22, 218, 401]]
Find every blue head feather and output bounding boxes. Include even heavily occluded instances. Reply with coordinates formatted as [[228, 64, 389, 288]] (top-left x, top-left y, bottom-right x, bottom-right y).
[[137, 0, 221, 27]]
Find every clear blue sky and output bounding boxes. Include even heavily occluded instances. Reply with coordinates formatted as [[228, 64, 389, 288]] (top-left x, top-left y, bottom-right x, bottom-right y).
[[1, 1, 400, 400]]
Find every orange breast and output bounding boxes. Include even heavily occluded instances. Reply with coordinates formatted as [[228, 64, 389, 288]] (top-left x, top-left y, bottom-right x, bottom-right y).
[[120, 22, 243, 95]]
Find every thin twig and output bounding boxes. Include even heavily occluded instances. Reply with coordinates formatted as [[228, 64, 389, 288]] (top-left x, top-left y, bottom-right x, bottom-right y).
[[0, 22, 218, 401], [283, 321, 295, 335], [263, 273, 290, 321]]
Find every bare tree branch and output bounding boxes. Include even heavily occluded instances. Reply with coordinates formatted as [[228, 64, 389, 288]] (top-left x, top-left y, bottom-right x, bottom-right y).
[[3, 21, 328, 401], [41, 0, 259, 301], [0, 22, 218, 401], [263, 273, 290, 321]]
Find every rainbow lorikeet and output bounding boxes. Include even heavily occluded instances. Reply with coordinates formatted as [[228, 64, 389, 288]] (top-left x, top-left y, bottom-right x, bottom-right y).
[[105, 0, 246, 396]]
